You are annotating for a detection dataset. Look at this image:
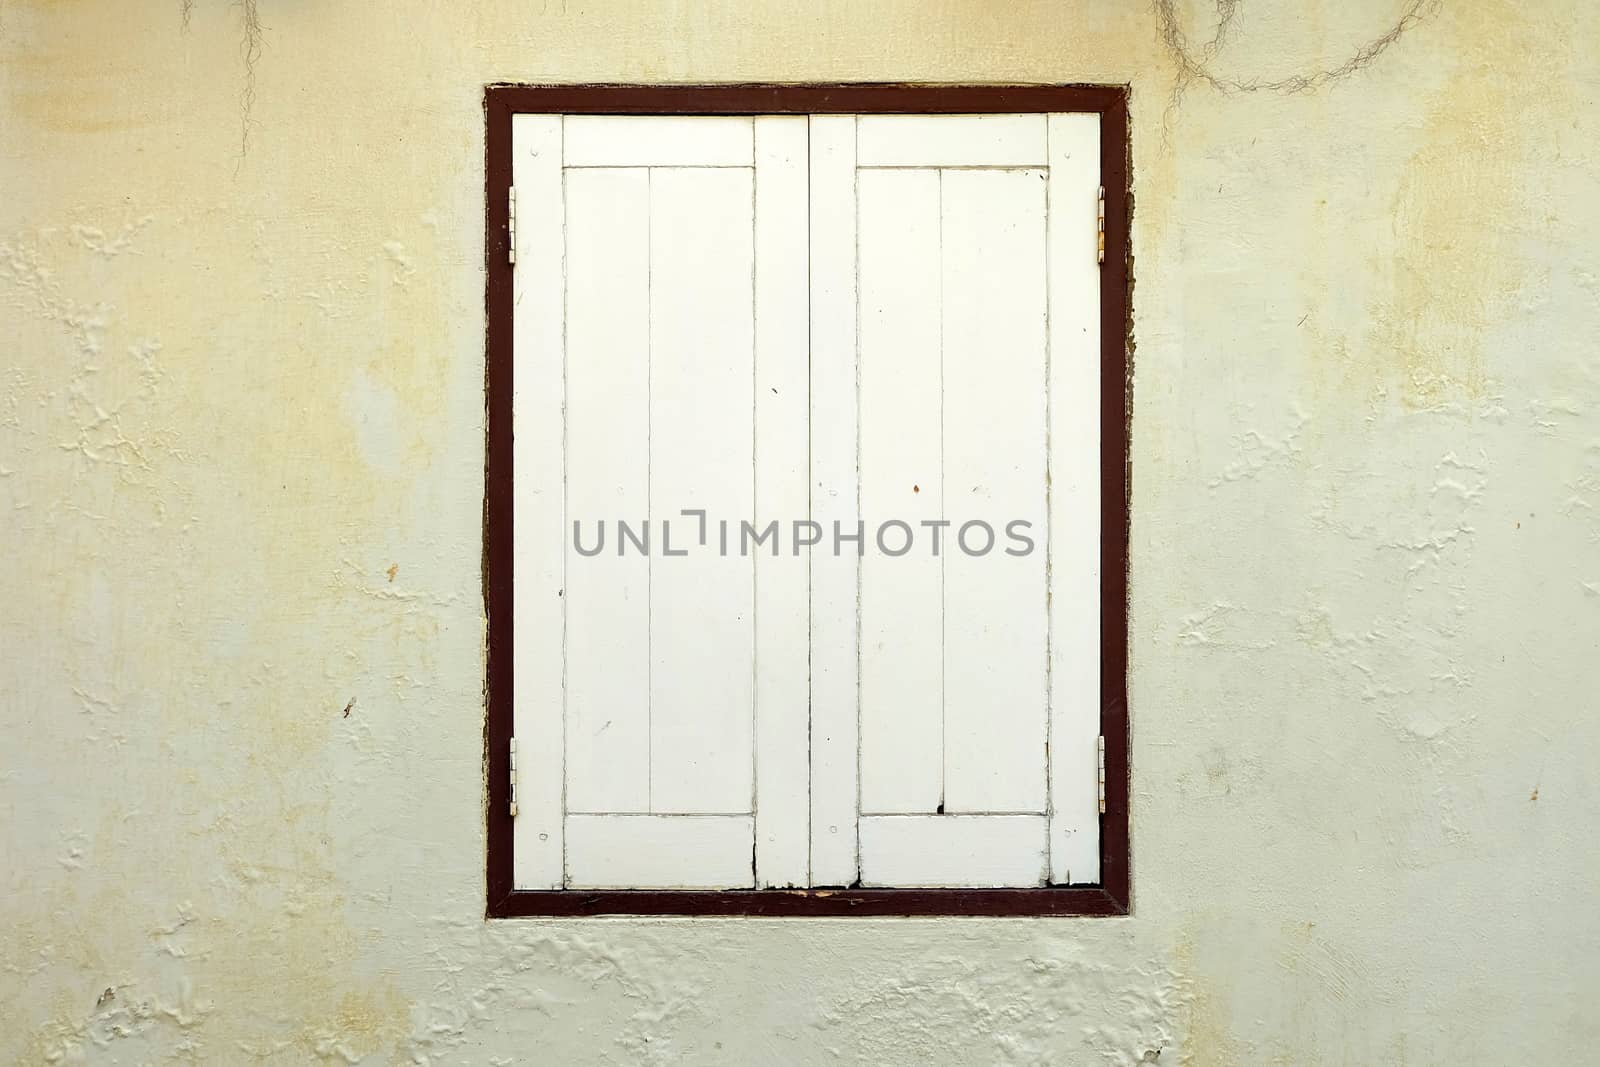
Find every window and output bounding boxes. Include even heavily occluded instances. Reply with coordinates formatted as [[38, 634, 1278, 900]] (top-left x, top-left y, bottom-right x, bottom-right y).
[[485, 85, 1128, 916]]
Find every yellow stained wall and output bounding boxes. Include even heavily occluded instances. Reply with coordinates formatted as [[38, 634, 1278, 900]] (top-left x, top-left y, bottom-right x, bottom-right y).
[[3, 0, 1598, 1061]]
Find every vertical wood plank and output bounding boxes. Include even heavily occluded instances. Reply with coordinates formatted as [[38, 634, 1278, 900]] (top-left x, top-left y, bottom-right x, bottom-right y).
[[563, 165, 652, 815], [753, 117, 812, 885], [1046, 113, 1103, 883], [941, 167, 1050, 814], [857, 168, 944, 814], [808, 114, 860, 885], [510, 114, 566, 889], [648, 167, 757, 815]]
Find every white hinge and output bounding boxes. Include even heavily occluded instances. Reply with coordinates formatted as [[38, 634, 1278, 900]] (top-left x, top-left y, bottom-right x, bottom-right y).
[[508, 737, 519, 817], [1096, 185, 1106, 266], [507, 187, 517, 265], [1096, 735, 1107, 814]]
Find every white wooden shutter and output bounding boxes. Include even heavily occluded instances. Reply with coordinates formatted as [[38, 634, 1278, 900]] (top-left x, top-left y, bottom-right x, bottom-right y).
[[511, 112, 1100, 891]]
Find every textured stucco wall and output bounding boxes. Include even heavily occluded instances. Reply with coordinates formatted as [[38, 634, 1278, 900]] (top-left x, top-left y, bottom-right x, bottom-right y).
[[3, 1, 1598, 1062]]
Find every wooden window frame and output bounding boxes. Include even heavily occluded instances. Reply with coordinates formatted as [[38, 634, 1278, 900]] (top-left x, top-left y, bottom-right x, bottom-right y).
[[483, 83, 1131, 917]]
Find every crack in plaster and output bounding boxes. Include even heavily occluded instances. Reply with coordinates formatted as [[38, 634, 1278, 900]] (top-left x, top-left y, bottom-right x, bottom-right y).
[[1155, 0, 1442, 98]]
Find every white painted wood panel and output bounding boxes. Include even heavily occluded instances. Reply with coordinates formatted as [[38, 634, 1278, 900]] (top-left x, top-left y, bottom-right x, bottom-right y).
[[858, 815, 1047, 887], [647, 167, 756, 815], [562, 115, 754, 167], [512, 111, 1105, 891], [565, 815, 756, 889], [562, 167, 652, 815], [752, 117, 812, 886], [940, 168, 1050, 815], [856, 114, 1048, 168], [857, 168, 944, 815], [510, 115, 565, 889], [808, 114, 861, 885], [1046, 113, 1103, 884]]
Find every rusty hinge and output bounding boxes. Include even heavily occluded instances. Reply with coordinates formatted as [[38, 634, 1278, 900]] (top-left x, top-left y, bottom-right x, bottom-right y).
[[1096, 185, 1106, 266], [508, 737, 519, 817], [507, 186, 517, 266], [1096, 735, 1107, 814]]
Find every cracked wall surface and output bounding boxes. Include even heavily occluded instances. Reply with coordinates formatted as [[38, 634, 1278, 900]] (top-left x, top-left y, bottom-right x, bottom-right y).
[[3, 0, 1598, 1062]]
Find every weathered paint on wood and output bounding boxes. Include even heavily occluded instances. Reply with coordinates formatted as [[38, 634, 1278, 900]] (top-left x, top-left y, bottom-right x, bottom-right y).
[[510, 111, 1102, 892]]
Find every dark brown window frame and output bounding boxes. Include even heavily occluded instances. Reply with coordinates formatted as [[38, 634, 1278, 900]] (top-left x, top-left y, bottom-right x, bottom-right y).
[[484, 83, 1130, 917]]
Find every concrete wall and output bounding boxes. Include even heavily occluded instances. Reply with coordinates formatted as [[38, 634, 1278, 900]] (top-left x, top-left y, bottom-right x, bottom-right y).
[[3, 1, 1596, 1061]]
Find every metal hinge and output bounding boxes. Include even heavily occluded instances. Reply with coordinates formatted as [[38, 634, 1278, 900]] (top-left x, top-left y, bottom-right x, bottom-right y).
[[508, 737, 519, 817], [507, 187, 517, 265], [1096, 735, 1107, 814], [1096, 185, 1106, 266]]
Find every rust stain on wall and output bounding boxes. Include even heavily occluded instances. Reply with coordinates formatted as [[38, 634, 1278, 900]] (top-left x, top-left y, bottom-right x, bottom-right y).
[[1174, 930, 1242, 1067], [1370, 0, 1578, 408]]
